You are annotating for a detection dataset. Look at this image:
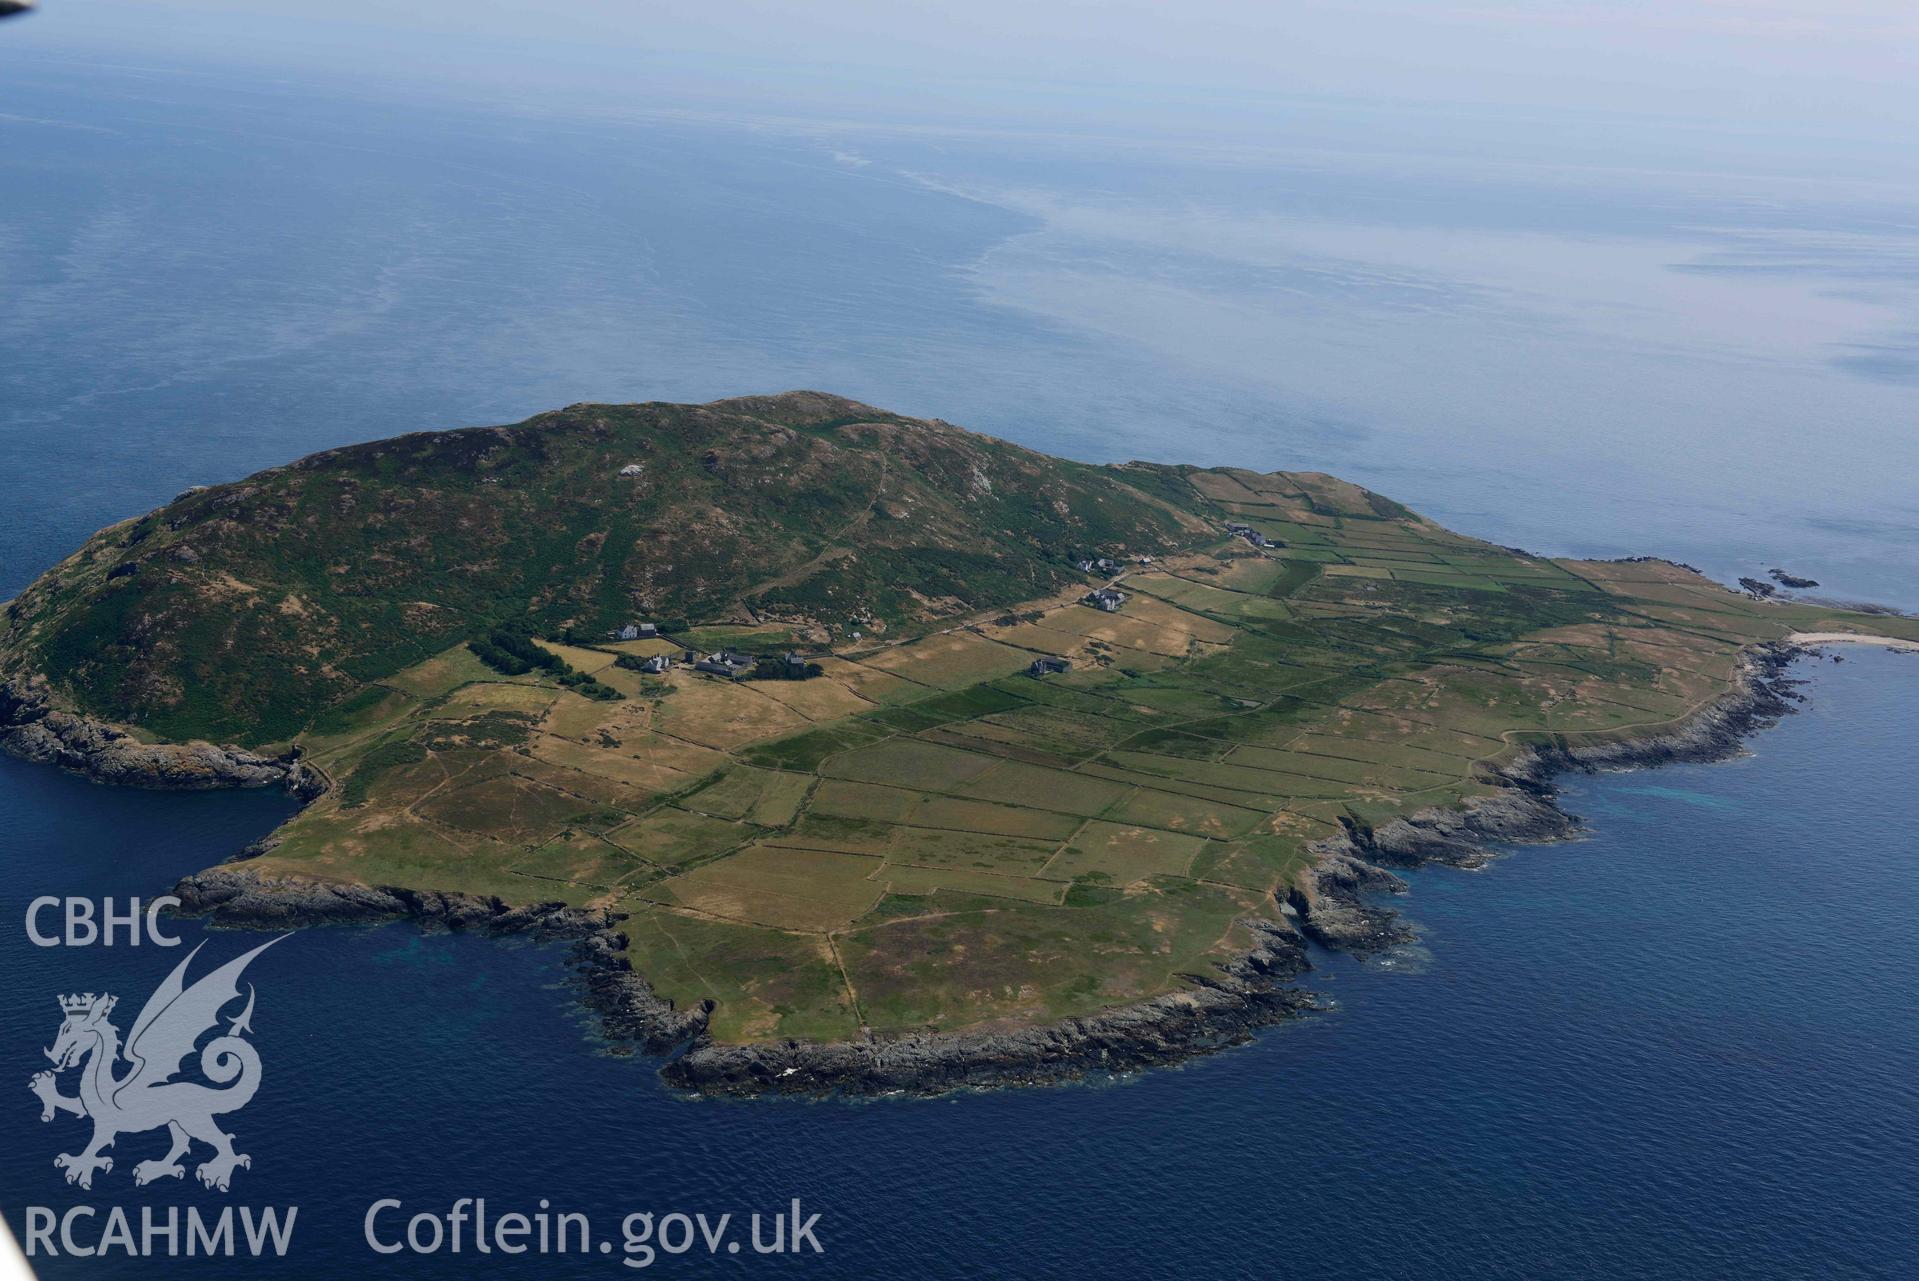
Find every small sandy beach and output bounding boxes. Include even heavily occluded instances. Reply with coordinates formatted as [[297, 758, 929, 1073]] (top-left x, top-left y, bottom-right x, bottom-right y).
[[1788, 631, 1919, 652]]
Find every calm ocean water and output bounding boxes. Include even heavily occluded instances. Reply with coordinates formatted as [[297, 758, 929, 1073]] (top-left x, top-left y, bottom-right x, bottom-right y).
[[3, 53, 1919, 1280], [5, 58, 1919, 608]]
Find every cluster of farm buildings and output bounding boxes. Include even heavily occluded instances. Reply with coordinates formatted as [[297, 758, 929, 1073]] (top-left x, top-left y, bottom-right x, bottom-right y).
[[605, 620, 817, 682]]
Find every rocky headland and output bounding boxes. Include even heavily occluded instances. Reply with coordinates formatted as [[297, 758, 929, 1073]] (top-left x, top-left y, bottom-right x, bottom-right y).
[[162, 642, 1807, 1097], [1, 676, 322, 795]]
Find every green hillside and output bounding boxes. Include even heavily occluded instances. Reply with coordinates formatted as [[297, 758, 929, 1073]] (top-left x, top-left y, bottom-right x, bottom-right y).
[[1, 393, 1215, 744]]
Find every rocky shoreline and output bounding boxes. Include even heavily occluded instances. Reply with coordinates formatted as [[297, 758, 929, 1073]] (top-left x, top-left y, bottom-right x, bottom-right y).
[[19, 643, 1810, 1098], [0, 676, 324, 796], [1284, 641, 1802, 957], [661, 918, 1316, 1096], [169, 860, 1319, 1096], [170, 868, 711, 1055]]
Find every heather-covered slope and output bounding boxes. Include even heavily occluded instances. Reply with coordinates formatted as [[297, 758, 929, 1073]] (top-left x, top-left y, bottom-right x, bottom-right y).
[[0, 393, 1215, 744]]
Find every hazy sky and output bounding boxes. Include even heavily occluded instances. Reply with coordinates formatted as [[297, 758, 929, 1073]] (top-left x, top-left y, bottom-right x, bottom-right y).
[[12, 0, 1917, 154]]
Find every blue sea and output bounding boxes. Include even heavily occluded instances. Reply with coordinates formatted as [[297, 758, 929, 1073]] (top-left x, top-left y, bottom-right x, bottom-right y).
[[4, 50, 1919, 1280]]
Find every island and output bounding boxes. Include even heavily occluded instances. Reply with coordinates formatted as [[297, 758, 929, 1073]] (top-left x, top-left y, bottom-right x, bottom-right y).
[[5, 392, 1913, 1095]]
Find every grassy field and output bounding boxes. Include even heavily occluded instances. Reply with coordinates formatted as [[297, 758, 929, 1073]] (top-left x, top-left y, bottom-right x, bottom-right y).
[[647, 845, 887, 931], [73, 429, 1904, 1047], [605, 806, 756, 868]]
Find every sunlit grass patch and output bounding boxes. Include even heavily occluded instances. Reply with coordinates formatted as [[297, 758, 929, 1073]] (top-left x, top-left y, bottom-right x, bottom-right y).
[[605, 805, 756, 867], [681, 766, 813, 826], [648, 845, 885, 931], [1042, 821, 1205, 883]]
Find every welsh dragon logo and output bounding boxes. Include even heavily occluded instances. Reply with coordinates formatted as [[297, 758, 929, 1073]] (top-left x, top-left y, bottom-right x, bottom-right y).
[[29, 937, 284, 1192]]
